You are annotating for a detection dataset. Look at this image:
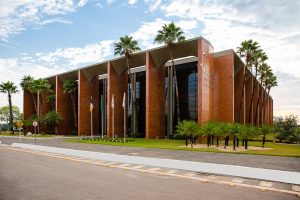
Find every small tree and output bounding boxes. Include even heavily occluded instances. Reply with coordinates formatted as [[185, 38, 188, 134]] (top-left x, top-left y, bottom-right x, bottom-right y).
[[44, 111, 63, 135], [0, 81, 18, 134], [230, 123, 243, 150], [176, 120, 200, 147], [200, 122, 215, 147], [260, 125, 271, 148], [211, 122, 224, 147]]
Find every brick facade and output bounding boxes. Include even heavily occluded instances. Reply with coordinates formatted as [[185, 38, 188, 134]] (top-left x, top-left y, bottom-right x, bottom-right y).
[[24, 37, 273, 137], [78, 70, 99, 136], [146, 52, 165, 139], [107, 62, 128, 138]]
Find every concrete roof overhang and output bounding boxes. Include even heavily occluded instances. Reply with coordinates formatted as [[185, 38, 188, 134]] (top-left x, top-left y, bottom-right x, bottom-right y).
[[45, 36, 213, 83]]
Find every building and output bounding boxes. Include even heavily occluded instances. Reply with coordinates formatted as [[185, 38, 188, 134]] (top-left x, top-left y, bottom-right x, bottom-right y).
[[23, 36, 273, 138]]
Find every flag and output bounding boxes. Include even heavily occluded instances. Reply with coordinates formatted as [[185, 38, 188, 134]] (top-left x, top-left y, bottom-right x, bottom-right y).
[[89, 96, 93, 112], [111, 94, 114, 108], [122, 92, 126, 109]]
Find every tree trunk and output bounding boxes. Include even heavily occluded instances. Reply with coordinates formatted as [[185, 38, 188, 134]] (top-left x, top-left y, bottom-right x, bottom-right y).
[[233, 136, 236, 150], [216, 137, 219, 147], [211, 136, 214, 145], [248, 68, 258, 124], [207, 136, 210, 147], [70, 93, 77, 129], [185, 136, 188, 146], [238, 63, 248, 123], [126, 57, 138, 134], [31, 93, 37, 114], [8, 92, 14, 134], [168, 47, 180, 124]]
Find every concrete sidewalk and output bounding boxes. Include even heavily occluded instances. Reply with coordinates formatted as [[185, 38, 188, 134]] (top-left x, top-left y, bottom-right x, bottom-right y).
[[11, 143, 300, 185]]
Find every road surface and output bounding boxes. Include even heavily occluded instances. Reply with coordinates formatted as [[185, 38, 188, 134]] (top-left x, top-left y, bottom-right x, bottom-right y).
[[0, 145, 297, 200]]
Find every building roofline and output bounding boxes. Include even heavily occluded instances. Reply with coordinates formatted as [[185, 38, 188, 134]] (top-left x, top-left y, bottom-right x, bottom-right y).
[[44, 36, 213, 80]]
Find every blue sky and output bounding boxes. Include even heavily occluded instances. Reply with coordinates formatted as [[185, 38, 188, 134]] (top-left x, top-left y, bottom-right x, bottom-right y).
[[0, 0, 300, 119]]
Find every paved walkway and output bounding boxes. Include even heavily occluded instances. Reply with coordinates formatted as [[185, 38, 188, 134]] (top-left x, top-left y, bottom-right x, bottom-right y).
[[11, 143, 300, 185], [1, 136, 300, 172]]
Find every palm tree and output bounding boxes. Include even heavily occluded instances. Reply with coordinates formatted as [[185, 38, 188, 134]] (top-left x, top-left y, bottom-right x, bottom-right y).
[[0, 81, 18, 134], [63, 80, 78, 129], [262, 72, 277, 124], [47, 94, 56, 111], [154, 22, 185, 124], [30, 79, 52, 118], [20, 76, 37, 114], [237, 40, 259, 123], [44, 111, 63, 135], [114, 35, 141, 134], [254, 63, 271, 125], [248, 50, 268, 124]]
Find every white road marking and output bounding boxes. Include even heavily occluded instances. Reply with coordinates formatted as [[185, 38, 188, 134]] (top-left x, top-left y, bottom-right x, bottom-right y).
[[166, 170, 178, 174], [148, 167, 161, 171], [133, 165, 143, 169], [184, 173, 196, 177], [232, 178, 244, 183], [119, 163, 131, 167], [259, 181, 273, 188]]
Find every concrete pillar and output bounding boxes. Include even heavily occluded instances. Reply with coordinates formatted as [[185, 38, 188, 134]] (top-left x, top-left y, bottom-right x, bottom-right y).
[[145, 52, 165, 139], [213, 54, 234, 123], [78, 70, 99, 136], [107, 62, 128, 138], [198, 39, 215, 124], [56, 76, 75, 135]]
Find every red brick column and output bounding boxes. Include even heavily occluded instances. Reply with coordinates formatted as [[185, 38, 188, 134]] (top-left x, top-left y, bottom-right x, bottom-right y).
[[245, 75, 253, 124], [145, 52, 165, 139], [56, 76, 74, 135], [213, 54, 234, 123], [107, 62, 128, 138], [234, 68, 245, 124], [24, 90, 36, 119], [253, 80, 259, 126], [78, 70, 99, 136], [198, 39, 215, 124]]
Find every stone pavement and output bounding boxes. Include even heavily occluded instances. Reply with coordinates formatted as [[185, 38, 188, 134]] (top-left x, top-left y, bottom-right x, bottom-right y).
[[10, 143, 300, 185]]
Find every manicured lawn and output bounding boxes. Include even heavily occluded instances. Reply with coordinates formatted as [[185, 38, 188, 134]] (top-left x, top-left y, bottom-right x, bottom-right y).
[[0, 132, 54, 138], [66, 138, 300, 157]]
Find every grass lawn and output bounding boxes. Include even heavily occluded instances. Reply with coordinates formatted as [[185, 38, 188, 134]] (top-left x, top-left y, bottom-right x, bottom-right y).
[[0, 132, 54, 138], [66, 138, 300, 157]]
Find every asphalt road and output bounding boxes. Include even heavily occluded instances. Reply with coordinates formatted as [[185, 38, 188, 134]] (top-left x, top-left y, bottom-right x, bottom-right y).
[[0, 146, 297, 200], [1, 136, 300, 172]]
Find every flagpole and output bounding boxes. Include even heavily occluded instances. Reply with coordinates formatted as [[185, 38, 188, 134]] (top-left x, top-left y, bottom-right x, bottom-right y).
[[90, 96, 93, 139], [91, 109, 93, 139], [123, 92, 126, 142], [112, 94, 114, 139], [101, 95, 104, 139]]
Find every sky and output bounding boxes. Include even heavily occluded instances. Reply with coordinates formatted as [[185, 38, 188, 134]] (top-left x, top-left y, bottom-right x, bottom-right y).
[[0, 0, 299, 120]]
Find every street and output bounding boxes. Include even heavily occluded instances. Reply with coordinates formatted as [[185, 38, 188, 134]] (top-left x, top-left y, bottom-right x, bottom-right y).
[[0, 146, 297, 200]]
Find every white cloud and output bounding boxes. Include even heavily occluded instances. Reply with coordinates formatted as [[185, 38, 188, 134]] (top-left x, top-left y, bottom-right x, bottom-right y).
[[144, 0, 161, 12], [0, 0, 87, 41], [131, 18, 169, 49], [128, 0, 138, 5], [0, 40, 113, 111]]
